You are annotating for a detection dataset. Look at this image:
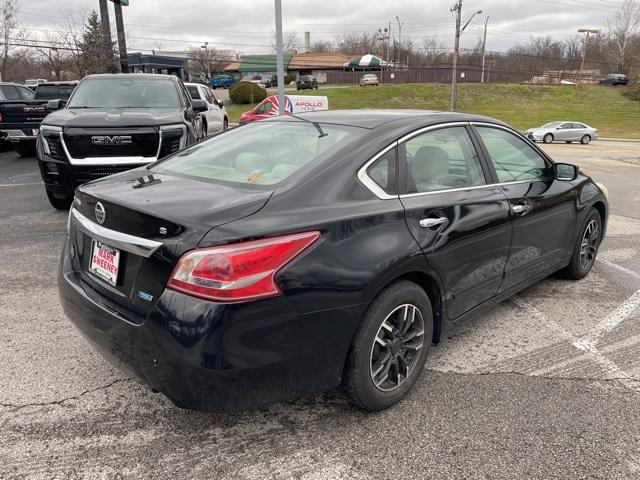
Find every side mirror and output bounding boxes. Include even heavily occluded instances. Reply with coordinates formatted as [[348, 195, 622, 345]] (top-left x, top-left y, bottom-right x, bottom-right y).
[[192, 99, 207, 113], [47, 99, 66, 110], [555, 126, 561, 130], [216, 100, 224, 108], [555, 163, 579, 181]]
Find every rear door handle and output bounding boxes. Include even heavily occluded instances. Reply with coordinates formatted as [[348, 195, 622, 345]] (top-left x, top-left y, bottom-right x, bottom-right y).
[[419, 217, 448, 229]]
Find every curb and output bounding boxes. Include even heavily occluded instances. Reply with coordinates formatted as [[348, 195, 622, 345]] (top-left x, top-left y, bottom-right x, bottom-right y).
[[598, 137, 640, 143]]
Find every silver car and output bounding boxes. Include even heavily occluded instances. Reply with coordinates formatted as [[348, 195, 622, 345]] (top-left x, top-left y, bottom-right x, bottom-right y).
[[525, 121, 598, 144]]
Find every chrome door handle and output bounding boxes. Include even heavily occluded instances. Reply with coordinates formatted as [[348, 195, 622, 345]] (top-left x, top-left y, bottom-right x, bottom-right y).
[[511, 203, 531, 215], [419, 217, 448, 229]]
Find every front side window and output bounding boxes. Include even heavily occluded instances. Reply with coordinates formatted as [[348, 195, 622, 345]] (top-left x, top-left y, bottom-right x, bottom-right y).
[[154, 122, 361, 186], [18, 86, 36, 100], [68, 78, 181, 108], [404, 127, 486, 193], [476, 127, 552, 183]]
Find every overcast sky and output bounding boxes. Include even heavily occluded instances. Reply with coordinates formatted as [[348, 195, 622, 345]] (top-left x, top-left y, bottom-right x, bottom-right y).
[[21, 0, 623, 55]]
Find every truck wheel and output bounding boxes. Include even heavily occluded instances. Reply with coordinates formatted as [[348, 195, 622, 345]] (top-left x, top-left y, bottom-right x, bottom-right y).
[[15, 141, 36, 158], [46, 189, 73, 210]]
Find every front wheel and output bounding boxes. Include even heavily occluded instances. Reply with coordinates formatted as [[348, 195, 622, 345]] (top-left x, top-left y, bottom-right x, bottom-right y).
[[543, 133, 554, 144], [580, 135, 591, 145], [560, 208, 602, 280], [46, 189, 72, 210], [344, 280, 433, 411], [223, 118, 228, 131]]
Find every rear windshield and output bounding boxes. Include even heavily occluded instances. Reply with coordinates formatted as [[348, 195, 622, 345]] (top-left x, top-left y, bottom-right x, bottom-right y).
[[68, 77, 180, 108], [153, 121, 362, 186], [35, 85, 76, 100]]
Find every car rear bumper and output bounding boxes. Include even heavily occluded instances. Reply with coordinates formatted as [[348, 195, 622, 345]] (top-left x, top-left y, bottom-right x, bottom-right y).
[[58, 237, 360, 411], [0, 129, 38, 142]]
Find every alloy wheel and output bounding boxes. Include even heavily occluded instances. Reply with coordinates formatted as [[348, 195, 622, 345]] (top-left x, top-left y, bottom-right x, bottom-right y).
[[369, 304, 425, 392], [580, 219, 599, 270]]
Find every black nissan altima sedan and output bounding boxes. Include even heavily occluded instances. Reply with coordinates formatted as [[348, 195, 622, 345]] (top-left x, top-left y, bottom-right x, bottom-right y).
[[59, 110, 609, 412]]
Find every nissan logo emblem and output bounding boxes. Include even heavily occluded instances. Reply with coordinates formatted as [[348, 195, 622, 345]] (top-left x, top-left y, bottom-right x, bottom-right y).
[[95, 202, 106, 225]]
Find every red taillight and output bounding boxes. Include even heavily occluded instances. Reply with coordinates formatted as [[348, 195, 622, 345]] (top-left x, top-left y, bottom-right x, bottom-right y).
[[167, 231, 320, 302]]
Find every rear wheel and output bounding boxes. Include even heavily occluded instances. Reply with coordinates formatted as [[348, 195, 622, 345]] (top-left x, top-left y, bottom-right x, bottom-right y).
[[560, 208, 602, 280], [543, 133, 554, 144], [580, 135, 591, 145], [46, 189, 72, 210], [565, 141, 572, 144], [344, 280, 433, 411], [15, 141, 36, 157], [223, 118, 229, 131]]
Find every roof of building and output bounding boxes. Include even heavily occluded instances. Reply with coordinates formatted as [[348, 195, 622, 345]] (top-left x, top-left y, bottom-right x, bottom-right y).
[[288, 52, 351, 70], [223, 54, 294, 73]]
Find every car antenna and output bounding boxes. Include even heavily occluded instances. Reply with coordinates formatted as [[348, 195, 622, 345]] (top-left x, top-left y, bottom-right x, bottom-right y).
[[288, 113, 328, 138]]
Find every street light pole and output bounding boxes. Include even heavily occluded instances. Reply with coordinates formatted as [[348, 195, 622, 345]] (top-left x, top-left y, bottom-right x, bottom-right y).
[[481, 16, 489, 83], [274, 0, 286, 115], [577, 28, 599, 84], [201, 42, 210, 79], [450, 2, 482, 111], [113, 0, 128, 73]]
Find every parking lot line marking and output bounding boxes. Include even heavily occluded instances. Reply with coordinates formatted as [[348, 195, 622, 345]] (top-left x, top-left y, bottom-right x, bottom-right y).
[[597, 259, 640, 280], [0, 182, 43, 187], [512, 297, 640, 394], [574, 289, 640, 352]]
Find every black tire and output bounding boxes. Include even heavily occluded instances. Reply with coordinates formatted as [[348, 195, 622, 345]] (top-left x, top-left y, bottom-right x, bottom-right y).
[[46, 189, 72, 210], [565, 141, 572, 144], [15, 141, 36, 157], [344, 280, 433, 411], [560, 208, 602, 280], [543, 133, 554, 144], [580, 135, 591, 145], [223, 118, 228, 131], [200, 121, 207, 140]]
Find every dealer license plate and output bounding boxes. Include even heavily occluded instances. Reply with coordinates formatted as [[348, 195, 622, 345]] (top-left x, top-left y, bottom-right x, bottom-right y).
[[89, 240, 120, 286]]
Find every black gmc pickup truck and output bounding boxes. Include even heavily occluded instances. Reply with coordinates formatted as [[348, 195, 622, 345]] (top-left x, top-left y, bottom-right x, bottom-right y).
[[37, 74, 207, 209], [0, 81, 78, 157]]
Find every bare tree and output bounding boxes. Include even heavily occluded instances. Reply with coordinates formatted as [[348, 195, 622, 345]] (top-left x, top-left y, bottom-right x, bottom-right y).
[[32, 32, 70, 80], [310, 40, 335, 53], [271, 31, 301, 54], [189, 46, 232, 81], [335, 32, 375, 55], [0, 0, 20, 80], [607, 0, 640, 73]]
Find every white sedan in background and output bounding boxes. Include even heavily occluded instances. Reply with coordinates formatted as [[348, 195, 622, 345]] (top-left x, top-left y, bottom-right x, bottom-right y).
[[525, 121, 598, 144], [185, 83, 229, 139]]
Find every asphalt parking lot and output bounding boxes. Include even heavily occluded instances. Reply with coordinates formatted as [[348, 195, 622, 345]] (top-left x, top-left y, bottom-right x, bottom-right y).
[[1, 140, 639, 479]]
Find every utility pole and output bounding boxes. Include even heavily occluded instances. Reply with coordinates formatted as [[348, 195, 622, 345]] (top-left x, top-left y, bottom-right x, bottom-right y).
[[577, 28, 599, 84], [274, 0, 285, 115], [98, 0, 114, 71], [395, 16, 404, 65], [481, 16, 489, 83], [377, 27, 389, 84], [387, 21, 392, 71], [450, 1, 483, 111], [112, 0, 128, 73]]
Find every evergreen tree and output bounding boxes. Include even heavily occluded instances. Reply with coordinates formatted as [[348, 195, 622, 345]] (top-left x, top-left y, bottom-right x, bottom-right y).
[[78, 10, 118, 75]]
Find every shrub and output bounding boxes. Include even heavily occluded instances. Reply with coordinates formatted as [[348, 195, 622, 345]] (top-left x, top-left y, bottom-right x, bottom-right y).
[[229, 81, 267, 104]]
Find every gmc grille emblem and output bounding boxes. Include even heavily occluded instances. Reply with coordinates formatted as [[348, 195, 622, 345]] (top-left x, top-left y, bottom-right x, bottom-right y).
[[91, 135, 133, 145]]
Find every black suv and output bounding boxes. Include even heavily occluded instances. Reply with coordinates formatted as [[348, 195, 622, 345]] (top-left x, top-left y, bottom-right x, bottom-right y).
[[37, 74, 206, 209], [296, 75, 318, 90]]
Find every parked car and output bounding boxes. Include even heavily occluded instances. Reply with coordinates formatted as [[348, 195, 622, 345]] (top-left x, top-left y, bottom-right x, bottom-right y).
[[360, 74, 379, 86], [36, 73, 207, 210], [525, 121, 598, 144], [296, 75, 318, 90], [0, 82, 49, 157], [209, 74, 235, 89], [24, 78, 47, 89], [241, 75, 269, 88], [58, 110, 608, 413], [599, 74, 629, 86], [239, 95, 328, 123], [185, 82, 229, 137], [34, 81, 79, 101]]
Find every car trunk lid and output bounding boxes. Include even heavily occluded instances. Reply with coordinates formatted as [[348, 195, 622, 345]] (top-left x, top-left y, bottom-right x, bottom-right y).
[[70, 169, 273, 317]]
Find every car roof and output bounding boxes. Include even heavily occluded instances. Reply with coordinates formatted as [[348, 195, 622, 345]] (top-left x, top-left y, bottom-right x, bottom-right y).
[[266, 109, 508, 130], [83, 73, 178, 82]]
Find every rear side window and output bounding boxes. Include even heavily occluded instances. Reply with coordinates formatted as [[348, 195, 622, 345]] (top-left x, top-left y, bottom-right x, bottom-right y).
[[404, 127, 486, 193], [367, 148, 397, 195], [476, 127, 552, 183]]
